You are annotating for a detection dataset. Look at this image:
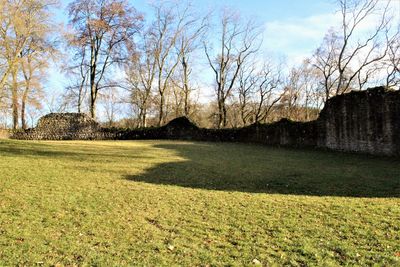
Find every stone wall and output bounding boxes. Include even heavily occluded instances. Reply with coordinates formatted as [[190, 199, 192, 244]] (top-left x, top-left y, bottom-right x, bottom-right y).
[[12, 113, 113, 140], [11, 87, 400, 156], [317, 87, 400, 155], [115, 87, 400, 156]]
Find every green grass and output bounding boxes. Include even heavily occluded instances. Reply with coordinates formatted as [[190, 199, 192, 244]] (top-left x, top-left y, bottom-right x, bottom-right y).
[[0, 139, 399, 266]]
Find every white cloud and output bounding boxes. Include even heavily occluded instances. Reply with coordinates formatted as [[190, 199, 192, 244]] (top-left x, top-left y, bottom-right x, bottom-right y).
[[263, 1, 400, 67], [263, 13, 341, 66]]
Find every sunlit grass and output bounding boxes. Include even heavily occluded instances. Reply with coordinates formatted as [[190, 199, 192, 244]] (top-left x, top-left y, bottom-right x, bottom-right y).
[[0, 140, 399, 266]]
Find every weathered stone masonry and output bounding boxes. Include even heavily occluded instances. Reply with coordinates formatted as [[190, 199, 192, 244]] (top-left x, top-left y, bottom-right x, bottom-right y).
[[12, 87, 400, 156], [318, 87, 400, 156], [12, 113, 114, 140]]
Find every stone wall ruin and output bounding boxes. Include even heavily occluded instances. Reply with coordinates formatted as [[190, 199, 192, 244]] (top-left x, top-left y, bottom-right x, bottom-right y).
[[12, 113, 113, 140], [318, 87, 400, 155], [11, 87, 400, 156]]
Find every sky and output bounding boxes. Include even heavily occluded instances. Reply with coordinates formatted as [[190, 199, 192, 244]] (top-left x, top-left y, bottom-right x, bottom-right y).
[[49, 0, 340, 94], [55, 0, 339, 63], [45, 0, 400, 117]]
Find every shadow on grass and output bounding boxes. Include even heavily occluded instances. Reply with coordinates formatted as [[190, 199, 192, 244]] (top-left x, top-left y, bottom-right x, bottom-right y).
[[2, 140, 398, 197], [0, 140, 146, 161], [0, 140, 78, 158], [125, 143, 400, 198]]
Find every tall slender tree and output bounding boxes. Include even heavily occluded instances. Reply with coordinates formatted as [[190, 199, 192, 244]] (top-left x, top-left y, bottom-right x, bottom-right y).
[[204, 10, 262, 128], [313, 0, 393, 101], [125, 29, 157, 128], [67, 0, 143, 119], [0, 0, 58, 129]]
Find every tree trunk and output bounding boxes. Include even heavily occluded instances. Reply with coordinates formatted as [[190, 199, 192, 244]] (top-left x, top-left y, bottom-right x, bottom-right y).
[[77, 79, 85, 113], [183, 56, 190, 117], [241, 111, 246, 126], [21, 102, 26, 129], [217, 98, 223, 129], [184, 92, 189, 117], [90, 100, 96, 119], [142, 111, 147, 128], [240, 98, 247, 126], [138, 106, 147, 128], [90, 41, 97, 119], [222, 104, 227, 128], [11, 68, 19, 129], [89, 72, 97, 118], [21, 89, 29, 129], [158, 92, 164, 126]]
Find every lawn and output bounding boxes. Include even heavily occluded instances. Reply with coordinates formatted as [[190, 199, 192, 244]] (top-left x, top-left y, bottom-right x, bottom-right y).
[[0, 140, 399, 266]]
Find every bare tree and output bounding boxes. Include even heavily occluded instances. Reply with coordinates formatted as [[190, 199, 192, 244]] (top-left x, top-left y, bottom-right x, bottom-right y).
[[20, 45, 46, 129], [125, 2, 206, 127], [101, 87, 121, 127], [0, 0, 31, 91], [174, 10, 208, 118], [150, 2, 189, 126], [44, 90, 68, 113], [63, 46, 89, 113], [67, 0, 143, 119], [125, 30, 157, 128], [299, 60, 325, 120], [312, 30, 341, 101], [237, 63, 257, 126], [385, 30, 400, 88], [204, 9, 262, 128], [252, 62, 283, 123], [336, 0, 390, 92], [19, 19, 57, 129], [312, 0, 392, 101], [0, 0, 58, 129]]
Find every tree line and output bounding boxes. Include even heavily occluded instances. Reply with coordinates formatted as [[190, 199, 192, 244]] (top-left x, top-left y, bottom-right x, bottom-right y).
[[1, 0, 399, 129]]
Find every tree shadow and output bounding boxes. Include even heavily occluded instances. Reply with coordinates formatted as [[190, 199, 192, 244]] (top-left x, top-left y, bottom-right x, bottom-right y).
[[0, 140, 77, 158], [124, 143, 400, 198], [0, 140, 150, 162]]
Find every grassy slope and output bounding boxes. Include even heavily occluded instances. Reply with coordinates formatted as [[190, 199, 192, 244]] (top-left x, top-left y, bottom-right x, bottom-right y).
[[0, 140, 399, 266]]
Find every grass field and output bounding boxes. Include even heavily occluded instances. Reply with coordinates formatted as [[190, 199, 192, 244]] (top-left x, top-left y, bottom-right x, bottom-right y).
[[0, 140, 399, 266]]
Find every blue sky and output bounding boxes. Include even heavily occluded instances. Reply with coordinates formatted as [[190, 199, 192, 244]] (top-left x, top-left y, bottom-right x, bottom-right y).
[[46, 0, 399, 115], [57, 0, 336, 19], [56, 0, 338, 57], [50, 0, 339, 92], [52, 0, 400, 69]]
